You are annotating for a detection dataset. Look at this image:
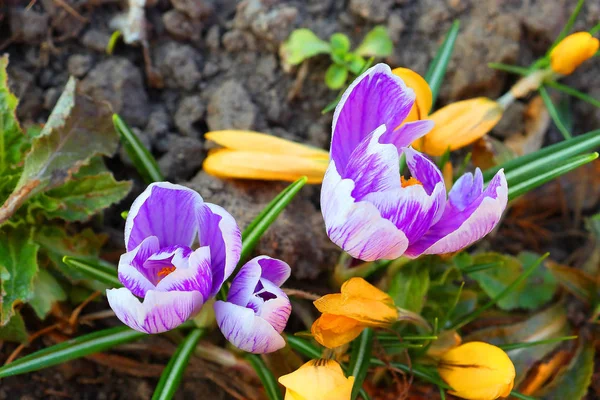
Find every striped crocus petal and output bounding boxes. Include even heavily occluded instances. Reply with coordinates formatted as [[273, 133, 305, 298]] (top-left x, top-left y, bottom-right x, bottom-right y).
[[106, 288, 204, 334], [155, 246, 213, 302], [118, 236, 160, 298], [405, 169, 508, 257]]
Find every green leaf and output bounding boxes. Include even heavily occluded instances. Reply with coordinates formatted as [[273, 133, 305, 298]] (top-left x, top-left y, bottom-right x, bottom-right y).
[[0, 55, 27, 173], [547, 0, 586, 55], [330, 33, 351, 55], [498, 336, 577, 351], [0, 77, 118, 225], [0, 311, 28, 343], [0, 226, 39, 326], [113, 114, 164, 184], [325, 64, 349, 90], [0, 325, 146, 378], [286, 335, 322, 359], [152, 328, 204, 400], [247, 354, 283, 400], [343, 53, 367, 75], [469, 252, 557, 310], [539, 85, 571, 140], [62, 256, 121, 288], [539, 341, 594, 399], [487, 62, 530, 76], [545, 80, 600, 108], [349, 328, 374, 400], [354, 26, 393, 58], [389, 261, 430, 313], [280, 29, 331, 67], [30, 269, 67, 319], [424, 20, 460, 109]]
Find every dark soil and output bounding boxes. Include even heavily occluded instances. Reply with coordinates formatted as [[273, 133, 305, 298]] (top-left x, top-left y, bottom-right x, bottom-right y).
[[1, 0, 599, 398]]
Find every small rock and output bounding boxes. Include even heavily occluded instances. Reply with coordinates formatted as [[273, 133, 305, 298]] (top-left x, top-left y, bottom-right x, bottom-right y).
[[206, 80, 257, 131], [43, 87, 61, 110], [233, 0, 298, 50], [174, 95, 206, 137], [222, 30, 256, 52], [387, 12, 405, 42], [154, 42, 202, 90], [349, 0, 394, 23], [202, 61, 220, 78], [9, 9, 49, 44], [162, 9, 202, 41], [145, 106, 172, 143], [81, 29, 111, 52], [158, 136, 205, 181], [171, 0, 213, 19], [67, 54, 93, 78], [155, 132, 179, 153], [80, 58, 150, 127], [493, 101, 526, 139], [7, 66, 43, 121], [205, 25, 221, 52]]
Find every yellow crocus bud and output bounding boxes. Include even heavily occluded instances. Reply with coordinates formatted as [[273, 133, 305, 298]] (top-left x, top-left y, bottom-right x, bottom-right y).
[[311, 278, 398, 348], [392, 67, 433, 122], [419, 98, 503, 156], [550, 32, 599, 75], [437, 342, 516, 400], [278, 359, 354, 400], [203, 130, 329, 183]]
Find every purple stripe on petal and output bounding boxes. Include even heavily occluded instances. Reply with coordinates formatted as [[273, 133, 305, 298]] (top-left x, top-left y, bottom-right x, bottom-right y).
[[256, 257, 291, 287], [448, 168, 484, 212], [379, 120, 434, 153], [405, 170, 508, 257], [197, 203, 242, 297], [156, 246, 213, 301], [107, 288, 203, 334], [125, 182, 203, 251], [331, 64, 415, 171], [118, 236, 160, 297], [227, 260, 261, 306], [214, 301, 286, 354], [255, 280, 291, 334], [144, 245, 193, 270], [321, 161, 409, 261]]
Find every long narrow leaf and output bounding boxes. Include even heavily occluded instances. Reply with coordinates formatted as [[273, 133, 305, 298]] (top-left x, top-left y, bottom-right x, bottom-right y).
[[424, 20, 460, 108], [545, 81, 600, 108], [0, 326, 145, 378], [547, 0, 586, 54], [286, 335, 322, 359], [539, 86, 572, 140], [349, 328, 374, 400], [498, 336, 578, 351], [247, 354, 283, 400], [508, 153, 598, 200], [113, 114, 164, 184], [62, 256, 121, 288], [487, 62, 529, 76], [152, 328, 204, 400]]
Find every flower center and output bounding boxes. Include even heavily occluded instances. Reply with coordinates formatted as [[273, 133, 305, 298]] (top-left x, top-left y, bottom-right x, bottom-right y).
[[157, 266, 176, 280], [401, 176, 423, 188]]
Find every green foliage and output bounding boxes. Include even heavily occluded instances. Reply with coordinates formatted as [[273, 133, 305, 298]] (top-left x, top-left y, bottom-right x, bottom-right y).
[[348, 328, 374, 400], [539, 341, 595, 399], [424, 20, 460, 108], [280, 26, 392, 91], [0, 56, 27, 173], [247, 354, 283, 400], [0, 311, 28, 343], [389, 261, 430, 313], [30, 269, 67, 319]]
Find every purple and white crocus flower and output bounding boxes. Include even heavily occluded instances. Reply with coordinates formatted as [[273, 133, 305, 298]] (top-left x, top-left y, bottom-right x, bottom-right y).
[[107, 182, 242, 334], [214, 256, 291, 353], [321, 63, 508, 261]]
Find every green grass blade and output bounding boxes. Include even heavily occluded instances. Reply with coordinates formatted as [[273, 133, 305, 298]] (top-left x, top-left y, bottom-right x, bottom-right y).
[[0, 326, 145, 378], [152, 328, 204, 400], [508, 153, 598, 200], [113, 114, 164, 184], [539, 86, 572, 140], [239, 176, 308, 263], [510, 391, 538, 400], [488, 63, 529, 76], [349, 328, 374, 400], [247, 354, 283, 400], [498, 336, 578, 351], [286, 335, 322, 359], [545, 81, 600, 108], [62, 256, 121, 288], [547, 0, 586, 54], [482, 129, 600, 182], [424, 20, 460, 108]]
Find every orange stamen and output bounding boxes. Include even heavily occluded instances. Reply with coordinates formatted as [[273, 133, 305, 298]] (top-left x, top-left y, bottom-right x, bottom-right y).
[[401, 176, 423, 188], [157, 266, 176, 280]]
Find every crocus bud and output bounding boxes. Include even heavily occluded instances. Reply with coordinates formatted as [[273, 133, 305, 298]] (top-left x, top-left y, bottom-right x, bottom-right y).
[[437, 342, 516, 400], [278, 359, 354, 400], [204, 130, 329, 183], [550, 32, 599, 75], [311, 278, 398, 348], [420, 98, 503, 156], [392, 67, 432, 122]]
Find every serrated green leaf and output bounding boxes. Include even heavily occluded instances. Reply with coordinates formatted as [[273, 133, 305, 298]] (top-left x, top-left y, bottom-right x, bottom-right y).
[[539, 341, 594, 399], [0, 226, 39, 325], [0, 77, 118, 225], [325, 64, 349, 89], [355, 26, 393, 57], [0, 55, 28, 173], [389, 262, 430, 313], [29, 269, 67, 319], [280, 29, 331, 67], [0, 311, 28, 343]]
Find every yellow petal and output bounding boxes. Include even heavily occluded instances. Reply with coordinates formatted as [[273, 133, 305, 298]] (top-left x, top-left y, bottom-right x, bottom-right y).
[[437, 342, 516, 400], [203, 149, 328, 183], [205, 130, 330, 159], [392, 67, 433, 122], [311, 314, 366, 348], [313, 278, 398, 326], [427, 330, 462, 358], [279, 359, 355, 400], [550, 32, 599, 75], [420, 98, 503, 156]]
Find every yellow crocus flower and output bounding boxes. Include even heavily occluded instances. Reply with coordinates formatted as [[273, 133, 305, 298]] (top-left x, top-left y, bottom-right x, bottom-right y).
[[417, 98, 503, 156], [311, 278, 398, 348], [279, 359, 354, 400], [550, 32, 599, 75], [203, 130, 329, 183], [392, 67, 433, 122], [437, 342, 516, 400]]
